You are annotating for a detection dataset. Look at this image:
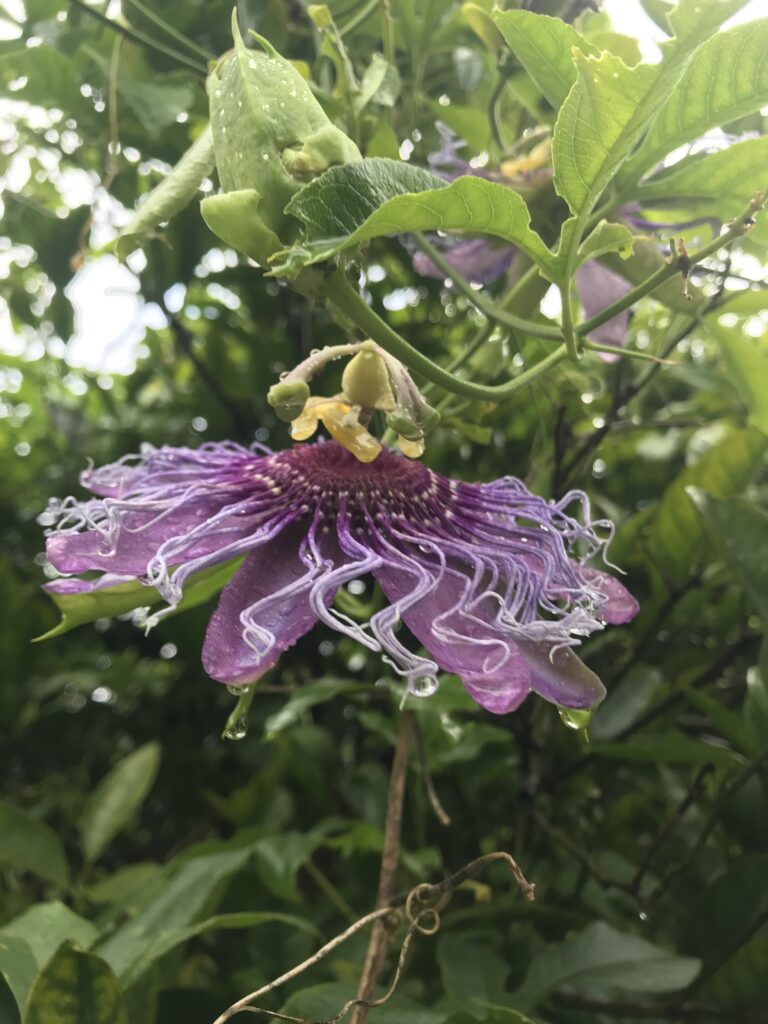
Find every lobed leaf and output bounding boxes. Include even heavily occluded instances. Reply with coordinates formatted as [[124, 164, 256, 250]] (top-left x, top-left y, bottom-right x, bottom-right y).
[[274, 159, 556, 278], [618, 18, 768, 189], [492, 9, 598, 111], [635, 135, 768, 214]]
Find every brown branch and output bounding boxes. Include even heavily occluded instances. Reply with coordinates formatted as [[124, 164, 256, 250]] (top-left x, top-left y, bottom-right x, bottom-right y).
[[350, 708, 415, 1024], [211, 907, 396, 1024], [211, 850, 534, 1024]]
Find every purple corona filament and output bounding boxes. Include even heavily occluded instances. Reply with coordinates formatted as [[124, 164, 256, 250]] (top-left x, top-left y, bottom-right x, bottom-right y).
[[43, 441, 638, 714]]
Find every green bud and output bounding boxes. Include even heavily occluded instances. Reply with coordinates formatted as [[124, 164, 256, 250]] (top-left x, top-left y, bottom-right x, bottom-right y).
[[419, 403, 441, 434], [267, 380, 311, 421], [385, 411, 422, 441], [341, 346, 395, 410], [207, 11, 361, 255]]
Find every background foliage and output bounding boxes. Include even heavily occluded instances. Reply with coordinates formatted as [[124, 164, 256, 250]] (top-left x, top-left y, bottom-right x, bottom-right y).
[[1, 1, 767, 1023]]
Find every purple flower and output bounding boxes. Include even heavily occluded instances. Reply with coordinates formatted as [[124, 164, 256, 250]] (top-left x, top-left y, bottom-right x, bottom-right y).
[[43, 440, 638, 714]]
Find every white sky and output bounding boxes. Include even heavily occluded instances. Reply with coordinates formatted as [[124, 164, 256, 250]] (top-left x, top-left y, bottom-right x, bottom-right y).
[[0, 0, 766, 374]]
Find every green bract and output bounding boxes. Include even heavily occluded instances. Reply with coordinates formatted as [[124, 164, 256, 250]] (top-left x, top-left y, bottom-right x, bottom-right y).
[[201, 11, 361, 265]]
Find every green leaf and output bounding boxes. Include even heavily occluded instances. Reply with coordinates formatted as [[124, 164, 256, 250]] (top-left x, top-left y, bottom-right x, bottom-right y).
[[263, 679, 362, 737], [36, 555, 244, 641], [280, 982, 445, 1024], [618, 19, 768, 188], [96, 843, 254, 980], [492, 9, 598, 110], [512, 921, 701, 1010], [553, 2, 747, 219], [116, 125, 215, 259], [0, 903, 97, 971], [704, 321, 768, 436], [651, 427, 766, 585], [576, 219, 635, 266], [0, 802, 69, 887], [437, 932, 509, 1017], [80, 742, 161, 864], [687, 491, 768, 619], [635, 136, 768, 215], [85, 48, 193, 136], [353, 53, 401, 113], [589, 733, 741, 767], [552, 49, 657, 216], [590, 665, 662, 741], [25, 943, 128, 1024], [115, 911, 317, 989], [84, 864, 163, 909], [0, 936, 37, 1017], [274, 159, 555, 278]]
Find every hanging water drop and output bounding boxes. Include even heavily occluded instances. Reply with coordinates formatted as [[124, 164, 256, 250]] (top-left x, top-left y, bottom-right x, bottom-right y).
[[223, 716, 248, 741], [557, 706, 593, 732]]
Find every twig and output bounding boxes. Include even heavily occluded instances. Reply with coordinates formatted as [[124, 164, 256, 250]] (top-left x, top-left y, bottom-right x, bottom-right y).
[[211, 907, 396, 1024], [531, 810, 634, 897], [303, 858, 358, 924], [351, 709, 415, 1024], [649, 748, 768, 906], [630, 763, 714, 896], [212, 850, 534, 1023], [413, 716, 451, 826]]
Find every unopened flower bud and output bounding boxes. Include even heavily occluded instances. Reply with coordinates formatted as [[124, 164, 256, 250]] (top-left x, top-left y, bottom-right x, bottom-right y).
[[341, 344, 395, 411], [202, 12, 361, 264], [267, 380, 311, 421]]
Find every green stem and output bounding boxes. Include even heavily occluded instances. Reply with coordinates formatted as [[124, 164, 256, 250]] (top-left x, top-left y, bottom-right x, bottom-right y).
[[583, 340, 672, 364], [413, 233, 561, 340], [320, 271, 569, 401], [575, 192, 766, 337], [559, 280, 580, 361], [123, 0, 214, 60], [68, 0, 207, 76]]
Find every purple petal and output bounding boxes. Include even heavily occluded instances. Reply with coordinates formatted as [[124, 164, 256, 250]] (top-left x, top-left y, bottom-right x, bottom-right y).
[[374, 562, 531, 714], [580, 567, 640, 625], [517, 639, 606, 709], [202, 524, 345, 687], [413, 237, 515, 286], [45, 496, 255, 576], [42, 573, 137, 595], [575, 262, 632, 360]]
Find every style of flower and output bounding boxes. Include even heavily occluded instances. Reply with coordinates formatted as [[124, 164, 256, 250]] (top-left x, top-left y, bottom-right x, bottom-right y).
[[42, 439, 638, 714]]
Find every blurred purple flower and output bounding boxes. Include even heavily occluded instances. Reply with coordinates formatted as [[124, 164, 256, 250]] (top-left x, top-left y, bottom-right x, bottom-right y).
[[43, 440, 637, 714]]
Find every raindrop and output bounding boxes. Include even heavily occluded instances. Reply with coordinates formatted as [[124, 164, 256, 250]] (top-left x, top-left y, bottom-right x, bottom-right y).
[[227, 683, 252, 697], [223, 717, 248, 741], [412, 675, 439, 698], [558, 707, 592, 731]]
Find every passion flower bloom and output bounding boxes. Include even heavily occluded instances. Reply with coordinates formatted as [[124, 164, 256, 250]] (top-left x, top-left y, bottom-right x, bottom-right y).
[[42, 440, 637, 714]]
